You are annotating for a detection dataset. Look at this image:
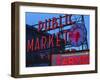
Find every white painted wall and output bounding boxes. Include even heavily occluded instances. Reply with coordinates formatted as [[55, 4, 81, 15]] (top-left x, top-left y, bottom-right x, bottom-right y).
[[0, 0, 99, 80]]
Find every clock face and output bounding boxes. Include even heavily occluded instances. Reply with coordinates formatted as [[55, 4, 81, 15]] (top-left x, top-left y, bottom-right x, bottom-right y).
[[69, 23, 87, 47]]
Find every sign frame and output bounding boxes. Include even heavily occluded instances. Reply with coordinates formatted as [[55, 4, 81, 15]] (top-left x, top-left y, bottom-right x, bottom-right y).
[[11, 2, 98, 78]]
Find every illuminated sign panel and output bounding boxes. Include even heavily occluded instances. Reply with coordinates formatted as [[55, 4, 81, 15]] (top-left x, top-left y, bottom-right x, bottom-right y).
[[51, 51, 89, 65]]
